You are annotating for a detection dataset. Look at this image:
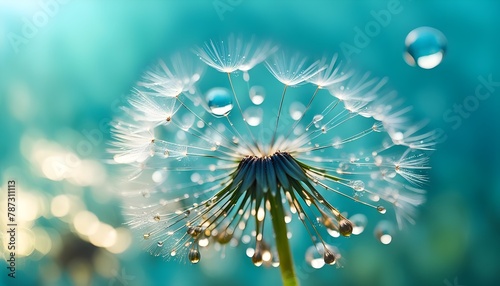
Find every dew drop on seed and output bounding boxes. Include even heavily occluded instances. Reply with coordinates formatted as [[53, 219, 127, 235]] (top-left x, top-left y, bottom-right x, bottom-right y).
[[206, 87, 233, 116], [313, 114, 323, 123], [249, 86, 265, 105], [338, 219, 353, 237], [375, 221, 394, 245], [404, 26, 447, 69], [289, 102, 306, 120], [351, 180, 365, 192], [188, 248, 201, 263], [243, 106, 263, 126], [324, 251, 336, 265], [349, 214, 367, 235]]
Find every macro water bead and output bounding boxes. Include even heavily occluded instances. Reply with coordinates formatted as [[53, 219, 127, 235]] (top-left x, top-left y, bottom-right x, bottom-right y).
[[404, 26, 447, 69], [110, 35, 435, 283]]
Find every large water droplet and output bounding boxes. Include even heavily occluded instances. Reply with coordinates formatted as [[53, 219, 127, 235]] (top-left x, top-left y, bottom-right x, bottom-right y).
[[350, 180, 365, 192], [404, 26, 447, 69], [349, 214, 367, 235], [289, 102, 306, 120], [243, 107, 263, 126], [338, 218, 353, 237], [374, 221, 395, 245], [206, 87, 233, 116], [249, 86, 266, 105], [305, 243, 339, 268], [305, 244, 325, 269], [188, 247, 201, 263]]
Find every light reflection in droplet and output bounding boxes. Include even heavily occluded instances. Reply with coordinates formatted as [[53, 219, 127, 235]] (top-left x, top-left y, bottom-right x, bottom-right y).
[[404, 26, 447, 69]]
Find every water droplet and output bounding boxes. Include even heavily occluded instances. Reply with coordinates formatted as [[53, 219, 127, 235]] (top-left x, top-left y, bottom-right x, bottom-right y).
[[153, 214, 160, 222], [338, 218, 353, 237], [349, 214, 367, 235], [249, 86, 266, 105], [252, 249, 263, 266], [216, 230, 233, 244], [375, 221, 394, 244], [187, 226, 202, 237], [289, 102, 306, 120], [243, 71, 250, 82], [188, 247, 201, 263], [313, 114, 323, 124], [377, 206, 387, 214], [323, 251, 336, 265], [404, 26, 447, 69], [152, 170, 167, 183], [143, 233, 150, 239], [163, 150, 169, 158], [243, 106, 263, 126], [157, 241, 163, 247], [351, 180, 365, 192], [305, 243, 323, 269], [206, 87, 233, 116]]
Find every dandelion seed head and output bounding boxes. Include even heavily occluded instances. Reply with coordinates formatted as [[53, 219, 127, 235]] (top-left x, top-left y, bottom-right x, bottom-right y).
[[110, 36, 434, 267]]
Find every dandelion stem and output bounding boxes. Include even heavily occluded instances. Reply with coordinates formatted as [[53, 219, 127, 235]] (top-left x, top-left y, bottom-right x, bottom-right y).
[[268, 190, 299, 286]]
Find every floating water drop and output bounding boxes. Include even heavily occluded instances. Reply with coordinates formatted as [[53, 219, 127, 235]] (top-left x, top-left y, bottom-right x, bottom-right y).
[[152, 170, 167, 183], [143, 233, 151, 239], [375, 221, 394, 245], [404, 26, 447, 69], [377, 206, 387, 214], [249, 86, 265, 105], [349, 214, 367, 235], [206, 87, 233, 116], [289, 102, 306, 120], [153, 214, 160, 222], [157, 241, 163, 247], [243, 106, 263, 126], [305, 244, 325, 269], [243, 71, 250, 82]]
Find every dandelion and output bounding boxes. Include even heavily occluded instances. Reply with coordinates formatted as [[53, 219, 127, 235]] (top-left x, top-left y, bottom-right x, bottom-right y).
[[110, 35, 435, 286]]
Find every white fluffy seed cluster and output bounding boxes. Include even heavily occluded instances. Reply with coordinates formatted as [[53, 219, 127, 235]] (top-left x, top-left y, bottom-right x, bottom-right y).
[[110, 35, 435, 266]]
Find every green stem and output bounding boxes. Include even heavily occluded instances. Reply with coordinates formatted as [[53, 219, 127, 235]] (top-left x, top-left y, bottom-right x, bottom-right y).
[[269, 191, 299, 286]]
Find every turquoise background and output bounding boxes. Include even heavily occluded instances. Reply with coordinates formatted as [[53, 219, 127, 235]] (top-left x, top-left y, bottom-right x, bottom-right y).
[[1, 0, 500, 285]]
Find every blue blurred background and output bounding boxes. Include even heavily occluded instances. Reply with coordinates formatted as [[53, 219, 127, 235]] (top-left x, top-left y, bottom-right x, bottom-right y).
[[1, 0, 499, 285]]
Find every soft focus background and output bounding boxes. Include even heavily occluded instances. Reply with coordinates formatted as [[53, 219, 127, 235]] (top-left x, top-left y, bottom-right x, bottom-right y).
[[1, 0, 499, 285]]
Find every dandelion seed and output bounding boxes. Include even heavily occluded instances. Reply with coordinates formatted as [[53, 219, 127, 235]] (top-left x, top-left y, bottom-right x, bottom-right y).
[[111, 36, 434, 285]]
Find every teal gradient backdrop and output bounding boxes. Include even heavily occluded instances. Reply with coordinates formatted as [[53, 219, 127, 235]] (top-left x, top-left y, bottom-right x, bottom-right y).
[[1, 1, 499, 285]]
